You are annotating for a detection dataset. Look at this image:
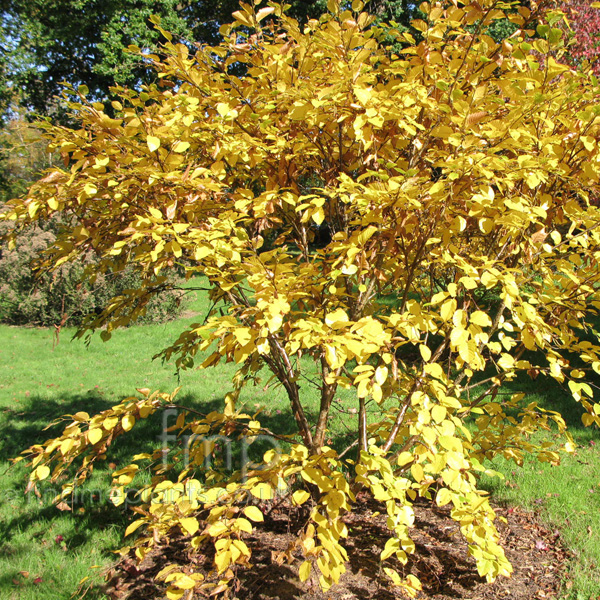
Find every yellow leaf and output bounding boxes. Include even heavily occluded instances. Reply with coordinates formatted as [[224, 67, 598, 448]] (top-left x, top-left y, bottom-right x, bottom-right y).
[[250, 482, 273, 500], [289, 103, 310, 120], [431, 125, 453, 138], [396, 451, 413, 467], [216, 102, 231, 117], [460, 276, 477, 290], [299, 560, 312, 582], [405, 574, 422, 591], [207, 521, 229, 537], [292, 489, 311, 506], [110, 488, 125, 506], [232, 9, 253, 27], [243, 506, 264, 522], [317, 554, 330, 578], [374, 365, 388, 385], [27, 200, 40, 218], [582, 413, 595, 426], [180, 517, 199, 535], [147, 136, 161, 152], [149, 207, 163, 220], [410, 462, 424, 482], [174, 575, 196, 590], [214, 550, 231, 573], [165, 588, 185, 600], [95, 156, 110, 167], [497, 354, 515, 370], [372, 382, 383, 403], [424, 363, 444, 380], [312, 206, 325, 225], [381, 537, 400, 560], [170, 240, 182, 258], [470, 311, 492, 327], [419, 345, 431, 362], [430, 291, 449, 305], [256, 6, 275, 21], [172, 141, 190, 153], [354, 86, 373, 106], [431, 405, 446, 423], [439, 435, 461, 452], [235, 517, 252, 533], [436, 487, 452, 507], [125, 519, 146, 537], [550, 230, 561, 245], [88, 428, 103, 445], [440, 298, 457, 322], [325, 308, 349, 327], [481, 271, 497, 288], [122, 414, 136, 431], [35, 465, 50, 481], [233, 539, 251, 557], [479, 218, 493, 234], [103, 416, 119, 430], [60, 438, 75, 455], [324, 344, 344, 369]]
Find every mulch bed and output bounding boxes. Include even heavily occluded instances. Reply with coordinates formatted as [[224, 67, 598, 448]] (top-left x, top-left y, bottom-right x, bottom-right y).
[[104, 495, 569, 600]]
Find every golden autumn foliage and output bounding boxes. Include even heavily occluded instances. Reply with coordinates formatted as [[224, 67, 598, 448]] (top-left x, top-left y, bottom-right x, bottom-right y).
[[3, 0, 600, 597]]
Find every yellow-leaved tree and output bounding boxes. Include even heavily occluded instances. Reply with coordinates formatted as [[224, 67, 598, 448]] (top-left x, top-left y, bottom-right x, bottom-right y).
[[3, 0, 600, 597]]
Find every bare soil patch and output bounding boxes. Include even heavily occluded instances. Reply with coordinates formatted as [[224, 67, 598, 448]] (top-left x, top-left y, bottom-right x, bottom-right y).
[[105, 495, 568, 600]]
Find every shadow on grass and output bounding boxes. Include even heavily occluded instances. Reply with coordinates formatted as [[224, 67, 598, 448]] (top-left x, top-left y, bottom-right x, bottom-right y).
[[1, 390, 300, 463], [1, 390, 114, 459], [504, 373, 588, 430], [464, 346, 600, 438], [0, 387, 316, 558]]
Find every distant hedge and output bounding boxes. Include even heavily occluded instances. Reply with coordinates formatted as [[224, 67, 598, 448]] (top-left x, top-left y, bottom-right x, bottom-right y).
[[0, 219, 187, 327]]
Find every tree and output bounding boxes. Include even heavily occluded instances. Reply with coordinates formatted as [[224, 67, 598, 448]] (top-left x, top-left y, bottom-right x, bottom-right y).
[[3, 0, 600, 597], [0, 0, 421, 120], [0, 110, 52, 199], [1, 0, 208, 119], [558, 0, 600, 73], [0, 0, 317, 118]]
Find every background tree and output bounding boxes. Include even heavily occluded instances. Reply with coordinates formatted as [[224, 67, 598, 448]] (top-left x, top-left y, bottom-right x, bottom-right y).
[[0, 0, 421, 119], [558, 0, 600, 73], [1, 0, 205, 119], [0, 110, 51, 199], [0, 113, 187, 329], [3, 0, 600, 598]]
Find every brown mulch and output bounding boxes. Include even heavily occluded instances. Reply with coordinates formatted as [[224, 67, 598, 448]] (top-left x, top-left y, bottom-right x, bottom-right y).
[[104, 495, 569, 600]]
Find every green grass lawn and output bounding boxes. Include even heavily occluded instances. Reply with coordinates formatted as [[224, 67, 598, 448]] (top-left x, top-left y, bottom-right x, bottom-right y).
[[479, 375, 600, 600], [0, 284, 317, 600], [0, 285, 599, 599]]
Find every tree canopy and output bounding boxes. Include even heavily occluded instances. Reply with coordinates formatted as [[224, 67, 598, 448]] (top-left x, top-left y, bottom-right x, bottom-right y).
[[3, 0, 600, 598]]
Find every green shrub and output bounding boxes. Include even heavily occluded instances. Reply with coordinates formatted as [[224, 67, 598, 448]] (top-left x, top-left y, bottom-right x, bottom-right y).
[[0, 218, 187, 327]]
